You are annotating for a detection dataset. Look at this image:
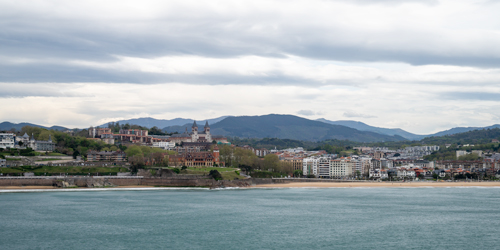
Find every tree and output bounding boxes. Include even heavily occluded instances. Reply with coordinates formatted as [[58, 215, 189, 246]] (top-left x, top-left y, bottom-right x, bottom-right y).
[[239, 164, 253, 175], [208, 170, 222, 180], [263, 154, 279, 171], [181, 166, 187, 171], [293, 169, 302, 177]]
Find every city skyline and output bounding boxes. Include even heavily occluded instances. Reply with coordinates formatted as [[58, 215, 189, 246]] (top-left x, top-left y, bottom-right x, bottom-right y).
[[1, 0, 500, 134]]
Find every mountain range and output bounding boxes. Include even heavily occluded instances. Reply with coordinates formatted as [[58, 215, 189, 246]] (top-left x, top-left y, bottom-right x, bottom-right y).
[[2, 114, 500, 142], [0, 122, 68, 132]]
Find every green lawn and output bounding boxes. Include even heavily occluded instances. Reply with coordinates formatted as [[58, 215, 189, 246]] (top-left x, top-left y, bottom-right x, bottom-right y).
[[6, 158, 22, 161], [40, 158, 63, 161]]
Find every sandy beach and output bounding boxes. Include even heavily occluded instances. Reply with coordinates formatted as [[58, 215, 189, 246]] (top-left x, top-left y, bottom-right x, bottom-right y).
[[255, 181, 500, 188]]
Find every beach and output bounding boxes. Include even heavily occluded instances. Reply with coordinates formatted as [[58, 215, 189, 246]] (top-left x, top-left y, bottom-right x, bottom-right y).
[[255, 181, 500, 188]]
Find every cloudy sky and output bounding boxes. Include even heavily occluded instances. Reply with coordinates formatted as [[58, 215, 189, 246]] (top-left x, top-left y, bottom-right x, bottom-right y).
[[1, 0, 500, 134]]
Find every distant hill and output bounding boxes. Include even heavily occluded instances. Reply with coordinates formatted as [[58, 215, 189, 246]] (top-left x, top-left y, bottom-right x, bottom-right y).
[[98, 116, 229, 129], [316, 119, 424, 140], [189, 114, 407, 142], [426, 124, 500, 138], [421, 127, 500, 145], [0, 122, 68, 131]]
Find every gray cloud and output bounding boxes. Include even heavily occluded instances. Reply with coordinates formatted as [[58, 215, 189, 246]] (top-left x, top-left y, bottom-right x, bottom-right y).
[[441, 92, 500, 101]]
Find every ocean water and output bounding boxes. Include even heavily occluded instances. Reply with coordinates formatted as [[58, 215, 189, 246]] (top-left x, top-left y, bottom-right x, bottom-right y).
[[1, 187, 499, 250]]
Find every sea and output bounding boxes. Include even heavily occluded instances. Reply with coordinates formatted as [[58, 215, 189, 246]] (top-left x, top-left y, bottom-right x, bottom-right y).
[[1, 187, 499, 250]]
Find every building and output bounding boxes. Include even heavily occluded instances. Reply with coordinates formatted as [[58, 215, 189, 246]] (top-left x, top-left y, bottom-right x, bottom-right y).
[[16, 133, 30, 147], [317, 157, 331, 178], [87, 150, 126, 162], [100, 133, 115, 145], [168, 121, 227, 144], [167, 146, 221, 167], [303, 157, 319, 176], [152, 141, 176, 150], [0, 133, 15, 149], [330, 157, 354, 178], [281, 158, 303, 171], [0, 158, 6, 167], [29, 134, 55, 151], [88, 127, 112, 138]]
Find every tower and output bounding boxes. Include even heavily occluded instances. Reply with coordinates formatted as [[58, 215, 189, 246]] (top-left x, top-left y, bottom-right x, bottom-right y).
[[191, 121, 199, 142], [204, 121, 210, 133]]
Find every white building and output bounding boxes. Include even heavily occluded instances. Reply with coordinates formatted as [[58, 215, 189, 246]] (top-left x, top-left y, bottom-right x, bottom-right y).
[[303, 157, 317, 176], [317, 157, 331, 178], [330, 157, 354, 178], [0, 158, 6, 167], [152, 141, 175, 150], [0, 133, 15, 149]]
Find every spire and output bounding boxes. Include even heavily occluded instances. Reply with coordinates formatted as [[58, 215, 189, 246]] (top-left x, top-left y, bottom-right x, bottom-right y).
[[192, 120, 197, 128], [204, 121, 210, 128], [48, 134, 52, 142], [31, 133, 35, 141]]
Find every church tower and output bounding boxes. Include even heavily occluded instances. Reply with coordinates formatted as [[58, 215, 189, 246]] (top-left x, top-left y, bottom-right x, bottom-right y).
[[191, 121, 199, 142], [204, 121, 211, 142]]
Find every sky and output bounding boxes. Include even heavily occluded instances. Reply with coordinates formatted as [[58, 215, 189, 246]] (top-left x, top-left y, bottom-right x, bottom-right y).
[[1, 0, 500, 134]]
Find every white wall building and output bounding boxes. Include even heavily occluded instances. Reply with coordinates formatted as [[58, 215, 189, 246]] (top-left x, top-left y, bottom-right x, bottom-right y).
[[303, 157, 322, 176], [152, 141, 176, 150], [330, 158, 354, 178], [0, 133, 15, 149]]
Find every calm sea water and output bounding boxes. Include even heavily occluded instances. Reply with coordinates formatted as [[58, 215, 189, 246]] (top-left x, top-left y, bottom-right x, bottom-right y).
[[1, 187, 499, 250]]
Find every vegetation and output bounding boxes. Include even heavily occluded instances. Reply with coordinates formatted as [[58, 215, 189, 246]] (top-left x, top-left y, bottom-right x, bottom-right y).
[[208, 170, 223, 180]]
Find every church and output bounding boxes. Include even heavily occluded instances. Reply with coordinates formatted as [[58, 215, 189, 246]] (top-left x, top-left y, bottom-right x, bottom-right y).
[[169, 121, 227, 144]]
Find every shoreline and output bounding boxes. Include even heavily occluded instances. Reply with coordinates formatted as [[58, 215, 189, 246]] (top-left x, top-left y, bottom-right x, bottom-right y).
[[1, 181, 500, 190], [254, 181, 500, 188]]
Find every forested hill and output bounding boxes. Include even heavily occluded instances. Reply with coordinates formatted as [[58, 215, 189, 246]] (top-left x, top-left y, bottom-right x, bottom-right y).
[[209, 114, 406, 142], [421, 127, 500, 145], [0, 122, 68, 132]]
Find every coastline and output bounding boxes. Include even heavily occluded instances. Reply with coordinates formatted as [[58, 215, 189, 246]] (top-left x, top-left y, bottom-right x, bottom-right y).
[[2, 181, 500, 190], [254, 181, 500, 188]]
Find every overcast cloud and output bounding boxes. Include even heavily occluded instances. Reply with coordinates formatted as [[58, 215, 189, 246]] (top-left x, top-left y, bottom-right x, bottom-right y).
[[1, 0, 500, 134]]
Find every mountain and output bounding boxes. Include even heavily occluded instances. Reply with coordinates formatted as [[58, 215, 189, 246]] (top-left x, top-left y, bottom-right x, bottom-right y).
[[193, 114, 407, 142], [421, 127, 500, 145], [426, 124, 500, 138], [316, 119, 424, 140], [98, 116, 229, 129], [0, 122, 68, 131]]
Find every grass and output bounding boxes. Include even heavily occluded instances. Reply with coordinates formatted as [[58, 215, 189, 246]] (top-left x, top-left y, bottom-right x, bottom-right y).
[[6, 158, 22, 161]]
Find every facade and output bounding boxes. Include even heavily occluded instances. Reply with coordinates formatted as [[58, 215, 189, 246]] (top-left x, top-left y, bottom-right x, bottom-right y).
[[167, 146, 221, 167], [16, 133, 30, 147], [100, 133, 115, 145], [29, 134, 55, 151], [303, 157, 319, 176], [87, 150, 126, 162], [152, 141, 176, 150], [0, 158, 6, 167], [88, 127, 112, 138], [317, 157, 331, 178], [0, 133, 15, 149], [330, 157, 354, 178]]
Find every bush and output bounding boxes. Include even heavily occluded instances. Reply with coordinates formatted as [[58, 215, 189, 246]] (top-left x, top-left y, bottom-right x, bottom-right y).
[[208, 170, 223, 180], [172, 168, 180, 174]]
